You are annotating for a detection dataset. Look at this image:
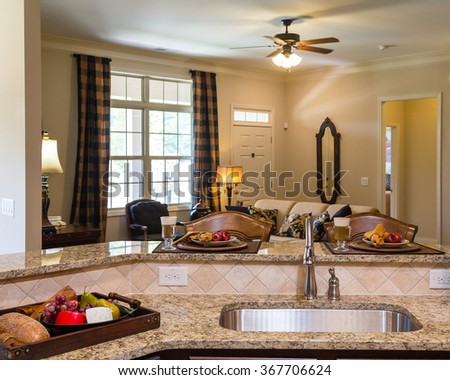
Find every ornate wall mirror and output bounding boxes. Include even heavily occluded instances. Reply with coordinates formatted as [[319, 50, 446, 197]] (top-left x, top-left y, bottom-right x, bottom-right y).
[[316, 117, 341, 204]]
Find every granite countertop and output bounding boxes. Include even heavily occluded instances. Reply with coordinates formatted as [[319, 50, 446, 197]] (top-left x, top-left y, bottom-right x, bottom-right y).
[[46, 293, 450, 360], [1, 240, 449, 280]]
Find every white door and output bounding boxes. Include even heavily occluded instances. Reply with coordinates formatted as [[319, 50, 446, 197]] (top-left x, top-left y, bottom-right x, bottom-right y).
[[232, 125, 273, 201]]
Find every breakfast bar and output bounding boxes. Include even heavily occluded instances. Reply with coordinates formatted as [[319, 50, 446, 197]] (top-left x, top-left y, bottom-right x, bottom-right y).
[[0, 241, 449, 359]]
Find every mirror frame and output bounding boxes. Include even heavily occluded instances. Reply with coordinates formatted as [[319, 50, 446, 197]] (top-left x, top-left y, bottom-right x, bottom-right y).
[[316, 117, 341, 204]]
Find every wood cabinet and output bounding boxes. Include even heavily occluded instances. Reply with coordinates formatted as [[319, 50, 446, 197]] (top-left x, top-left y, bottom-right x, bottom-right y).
[[42, 224, 101, 249]]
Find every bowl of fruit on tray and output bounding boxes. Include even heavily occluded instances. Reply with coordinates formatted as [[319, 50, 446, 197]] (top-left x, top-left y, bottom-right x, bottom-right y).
[[191, 230, 238, 247], [40, 287, 138, 333]]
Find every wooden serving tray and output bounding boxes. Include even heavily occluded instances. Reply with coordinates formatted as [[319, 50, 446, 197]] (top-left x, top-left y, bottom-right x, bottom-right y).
[[0, 292, 160, 360]]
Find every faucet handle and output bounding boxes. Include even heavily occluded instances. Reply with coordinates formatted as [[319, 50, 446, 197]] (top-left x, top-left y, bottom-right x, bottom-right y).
[[328, 267, 340, 301]]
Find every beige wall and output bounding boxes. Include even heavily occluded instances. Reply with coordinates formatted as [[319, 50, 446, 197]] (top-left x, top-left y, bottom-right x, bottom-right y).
[[41, 38, 450, 245], [284, 63, 449, 243], [0, 0, 41, 254]]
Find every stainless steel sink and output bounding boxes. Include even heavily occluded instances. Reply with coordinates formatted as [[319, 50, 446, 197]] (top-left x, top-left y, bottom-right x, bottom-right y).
[[220, 307, 422, 333]]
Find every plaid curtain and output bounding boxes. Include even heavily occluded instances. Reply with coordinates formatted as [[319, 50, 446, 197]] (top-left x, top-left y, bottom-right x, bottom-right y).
[[191, 70, 220, 212], [70, 54, 111, 241]]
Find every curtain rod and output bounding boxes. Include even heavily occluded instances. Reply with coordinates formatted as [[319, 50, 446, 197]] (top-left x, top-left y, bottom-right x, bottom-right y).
[[73, 53, 112, 62]]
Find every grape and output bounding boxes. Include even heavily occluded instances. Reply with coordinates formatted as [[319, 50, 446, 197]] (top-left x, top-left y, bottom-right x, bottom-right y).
[[60, 304, 67, 311]]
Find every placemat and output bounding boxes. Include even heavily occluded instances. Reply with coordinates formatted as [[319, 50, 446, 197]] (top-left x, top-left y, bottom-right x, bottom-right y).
[[152, 239, 262, 254], [323, 240, 445, 255]]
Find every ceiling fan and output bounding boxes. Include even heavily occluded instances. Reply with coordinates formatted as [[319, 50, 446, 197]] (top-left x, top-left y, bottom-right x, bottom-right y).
[[232, 18, 339, 67]]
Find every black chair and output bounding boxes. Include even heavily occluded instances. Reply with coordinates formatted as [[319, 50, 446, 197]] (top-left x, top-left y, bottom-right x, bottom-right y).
[[125, 198, 169, 241]]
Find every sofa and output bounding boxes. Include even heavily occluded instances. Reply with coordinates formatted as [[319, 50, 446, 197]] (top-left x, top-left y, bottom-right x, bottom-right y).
[[239, 199, 379, 242]]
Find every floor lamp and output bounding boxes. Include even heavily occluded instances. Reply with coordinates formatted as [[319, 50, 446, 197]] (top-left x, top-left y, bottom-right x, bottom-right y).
[[42, 132, 64, 234], [217, 165, 243, 207]]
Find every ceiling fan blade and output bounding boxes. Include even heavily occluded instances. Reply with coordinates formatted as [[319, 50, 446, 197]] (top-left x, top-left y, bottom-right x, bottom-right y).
[[298, 37, 339, 46], [230, 45, 277, 50], [264, 35, 286, 46], [295, 45, 334, 54], [266, 48, 282, 58]]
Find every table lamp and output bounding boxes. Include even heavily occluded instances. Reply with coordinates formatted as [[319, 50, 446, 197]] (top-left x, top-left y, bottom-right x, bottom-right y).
[[42, 132, 63, 233], [216, 164, 243, 207]]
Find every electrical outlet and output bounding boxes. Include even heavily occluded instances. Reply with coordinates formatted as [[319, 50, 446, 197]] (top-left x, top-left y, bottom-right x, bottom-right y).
[[1, 198, 14, 217], [159, 267, 188, 286], [429, 269, 450, 289], [361, 177, 369, 186]]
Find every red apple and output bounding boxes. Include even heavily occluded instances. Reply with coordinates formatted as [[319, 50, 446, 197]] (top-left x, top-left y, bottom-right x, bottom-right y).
[[212, 232, 222, 241], [385, 233, 402, 243], [55, 310, 87, 325], [220, 230, 231, 241]]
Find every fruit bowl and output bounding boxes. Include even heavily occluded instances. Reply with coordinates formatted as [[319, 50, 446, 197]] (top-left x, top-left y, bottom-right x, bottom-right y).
[[42, 314, 129, 333], [362, 238, 410, 248], [191, 236, 238, 247]]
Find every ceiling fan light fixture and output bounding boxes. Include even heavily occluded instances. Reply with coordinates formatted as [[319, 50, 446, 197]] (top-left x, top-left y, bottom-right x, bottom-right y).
[[272, 51, 302, 69]]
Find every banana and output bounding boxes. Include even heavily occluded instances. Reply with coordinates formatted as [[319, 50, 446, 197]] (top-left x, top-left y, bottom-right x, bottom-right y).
[[364, 223, 389, 246]]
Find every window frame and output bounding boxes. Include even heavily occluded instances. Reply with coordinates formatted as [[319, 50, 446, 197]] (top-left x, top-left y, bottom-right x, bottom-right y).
[[108, 73, 193, 214]]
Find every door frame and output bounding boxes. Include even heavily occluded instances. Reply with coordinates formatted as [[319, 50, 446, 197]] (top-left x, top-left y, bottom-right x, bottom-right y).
[[385, 124, 400, 218], [378, 93, 442, 243]]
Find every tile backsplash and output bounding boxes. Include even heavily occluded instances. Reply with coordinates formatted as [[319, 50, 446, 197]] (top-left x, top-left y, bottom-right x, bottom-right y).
[[1, 260, 448, 309]]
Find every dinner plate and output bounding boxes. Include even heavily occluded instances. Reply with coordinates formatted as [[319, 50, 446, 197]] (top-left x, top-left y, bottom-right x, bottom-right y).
[[362, 237, 410, 248], [191, 236, 238, 247]]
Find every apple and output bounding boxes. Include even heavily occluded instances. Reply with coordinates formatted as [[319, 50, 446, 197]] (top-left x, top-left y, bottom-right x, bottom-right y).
[[220, 230, 231, 241], [212, 232, 222, 241], [55, 310, 87, 325], [385, 233, 402, 243]]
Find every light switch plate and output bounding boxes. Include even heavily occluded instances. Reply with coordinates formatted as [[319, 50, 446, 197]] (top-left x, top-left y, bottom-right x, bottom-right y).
[[361, 177, 369, 186], [1, 198, 14, 217]]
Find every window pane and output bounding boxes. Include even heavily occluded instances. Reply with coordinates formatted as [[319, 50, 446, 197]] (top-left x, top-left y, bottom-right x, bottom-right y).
[[178, 113, 191, 134], [127, 77, 142, 101], [149, 110, 163, 133], [149, 79, 163, 103], [179, 181, 191, 203], [150, 182, 165, 201], [149, 133, 163, 156], [178, 82, 191, 105], [110, 131, 126, 155], [179, 134, 191, 156], [164, 81, 177, 104], [234, 111, 245, 121], [111, 75, 126, 100], [246, 112, 257, 122], [164, 134, 178, 156], [151, 159, 165, 182], [111, 108, 126, 131], [164, 112, 177, 134], [257, 112, 269, 123], [128, 109, 142, 132], [127, 132, 142, 156]]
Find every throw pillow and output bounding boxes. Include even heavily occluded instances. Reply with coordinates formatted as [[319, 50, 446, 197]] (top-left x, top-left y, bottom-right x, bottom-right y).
[[225, 205, 250, 214], [277, 212, 311, 239], [313, 211, 330, 241], [248, 206, 278, 234], [332, 205, 352, 219]]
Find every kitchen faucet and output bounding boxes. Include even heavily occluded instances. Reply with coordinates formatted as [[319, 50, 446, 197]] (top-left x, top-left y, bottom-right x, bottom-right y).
[[303, 215, 317, 300]]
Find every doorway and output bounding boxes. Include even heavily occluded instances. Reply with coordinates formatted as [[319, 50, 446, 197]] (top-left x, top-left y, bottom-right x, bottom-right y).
[[380, 94, 441, 244]]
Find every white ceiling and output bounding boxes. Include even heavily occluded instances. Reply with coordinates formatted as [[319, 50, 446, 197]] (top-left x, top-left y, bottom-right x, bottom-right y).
[[40, 0, 450, 72]]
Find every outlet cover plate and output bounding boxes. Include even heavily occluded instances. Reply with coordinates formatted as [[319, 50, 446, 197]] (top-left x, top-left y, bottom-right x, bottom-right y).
[[159, 267, 188, 286], [429, 269, 450, 289]]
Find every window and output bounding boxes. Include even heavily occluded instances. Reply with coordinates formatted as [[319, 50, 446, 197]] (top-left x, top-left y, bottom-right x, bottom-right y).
[[108, 74, 193, 209]]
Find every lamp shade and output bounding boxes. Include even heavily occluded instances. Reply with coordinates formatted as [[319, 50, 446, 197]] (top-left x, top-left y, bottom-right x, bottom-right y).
[[41, 133, 63, 174], [216, 165, 243, 184]]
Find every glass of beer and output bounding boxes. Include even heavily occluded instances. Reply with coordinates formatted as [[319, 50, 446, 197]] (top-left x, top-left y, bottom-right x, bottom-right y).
[[333, 217, 351, 252], [160, 216, 177, 250]]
